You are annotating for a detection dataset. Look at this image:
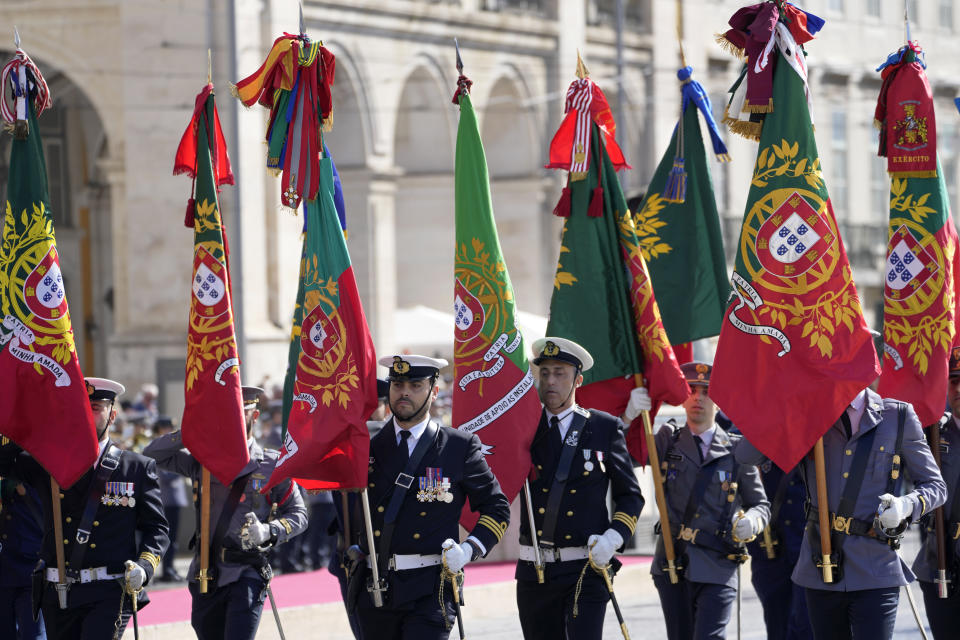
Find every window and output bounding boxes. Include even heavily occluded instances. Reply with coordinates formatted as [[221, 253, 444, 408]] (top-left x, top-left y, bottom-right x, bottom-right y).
[[830, 111, 848, 216], [828, 0, 844, 14], [941, 123, 958, 214], [941, 0, 954, 31], [869, 127, 888, 222], [709, 91, 728, 216], [586, 0, 646, 28], [907, 0, 919, 25], [866, 0, 881, 18]]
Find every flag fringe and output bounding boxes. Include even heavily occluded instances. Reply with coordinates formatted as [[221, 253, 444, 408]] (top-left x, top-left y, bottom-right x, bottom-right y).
[[873, 118, 884, 131], [888, 170, 938, 179], [714, 34, 746, 61], [569, 170, 589, 182], [742, 99, 774, 114], [723, 115, 762, 141]]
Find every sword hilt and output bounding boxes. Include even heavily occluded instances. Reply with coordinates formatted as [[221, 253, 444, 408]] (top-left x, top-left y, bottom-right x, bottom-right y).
[[197, 568, 210, 594], [666, 559, 679, 584], [55, 581, 69, 609]]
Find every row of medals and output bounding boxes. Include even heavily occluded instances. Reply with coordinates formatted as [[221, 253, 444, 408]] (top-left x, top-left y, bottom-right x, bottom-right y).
[[102, 483, 136, 507], [418, 478, 453, 503]]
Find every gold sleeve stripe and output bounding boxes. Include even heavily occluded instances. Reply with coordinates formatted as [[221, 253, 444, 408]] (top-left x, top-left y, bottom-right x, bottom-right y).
[[612, 513, 638, 535], [278, 518, 293, 535], [139, 552, 161, 572], [476, 516, 506, 541], [918, 495, 927, 517]]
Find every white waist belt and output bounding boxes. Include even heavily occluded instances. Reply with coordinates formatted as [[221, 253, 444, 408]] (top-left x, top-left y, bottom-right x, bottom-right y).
[[519, 545, 589, 563], [46, 567, 124, 584], [366, 553, 443, 571]]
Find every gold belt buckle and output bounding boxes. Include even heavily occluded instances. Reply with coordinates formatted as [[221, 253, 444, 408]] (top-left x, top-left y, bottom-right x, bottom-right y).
[[832, 514, 851, 535], [678, 526, 699, 543]]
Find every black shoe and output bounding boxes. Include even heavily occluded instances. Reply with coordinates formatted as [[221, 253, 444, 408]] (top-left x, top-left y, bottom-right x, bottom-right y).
[[160, 569, 185, 582]]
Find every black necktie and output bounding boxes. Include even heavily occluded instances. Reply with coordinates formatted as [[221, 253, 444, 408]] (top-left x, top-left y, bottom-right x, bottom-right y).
[[398, 430, 412, 467], [693, 435, 705, 463], [840, 412, 853, 440]]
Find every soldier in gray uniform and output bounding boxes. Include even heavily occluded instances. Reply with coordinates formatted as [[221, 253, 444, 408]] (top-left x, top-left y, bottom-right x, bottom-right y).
[[651, 362, 770, 640], [738, 386, 946, 640], [144, 386, 307, 640], [912, 347, 960, 638]]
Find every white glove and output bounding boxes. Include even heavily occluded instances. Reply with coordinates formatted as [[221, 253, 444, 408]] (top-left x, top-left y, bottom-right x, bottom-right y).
[[732, 514, 759, 542], [441, 538, 472, 573], [124, 560, 146, 592], [624, 387, 652, 422], [240, 513, 273, 550], [878, 493, 912, 529], [587, 528, 624, 566]]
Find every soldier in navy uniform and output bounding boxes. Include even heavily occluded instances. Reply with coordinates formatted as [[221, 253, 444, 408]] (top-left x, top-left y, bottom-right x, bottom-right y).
[[651, 362, 770, 640], [738, 386, 946, 640], [144, 386, 308, 640], [352, 355, 510, 640], [153, 416, 189, 582], [912, 347, 960, 639], [516, 338, 645, 640], [0, 377, 170, 640], [0, 474, 47, 639]]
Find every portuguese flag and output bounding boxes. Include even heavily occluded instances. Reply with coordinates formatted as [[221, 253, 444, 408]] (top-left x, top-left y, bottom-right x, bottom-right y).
[[711, 27, 880, 471], [546, 120, 689, 462], [0, 54, 98, 489], [635, 67, 731, 346], [176, 85, 249, 486], [452, 82, 541, 526], [265, 156, 378, 491], [874, 43, 960, 428]]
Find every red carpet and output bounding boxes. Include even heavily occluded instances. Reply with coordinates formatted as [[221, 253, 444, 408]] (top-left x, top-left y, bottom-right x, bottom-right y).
[[139, 557, 652, 626]]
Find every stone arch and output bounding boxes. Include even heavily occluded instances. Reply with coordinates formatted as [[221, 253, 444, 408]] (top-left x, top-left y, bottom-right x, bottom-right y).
[[321, 42, 373, 167], [0, 50, 114, 375], [393, 60, 456, 311]]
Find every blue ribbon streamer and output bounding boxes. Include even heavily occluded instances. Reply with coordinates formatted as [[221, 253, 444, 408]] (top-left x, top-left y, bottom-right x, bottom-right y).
[[677, 66, 729, 159]]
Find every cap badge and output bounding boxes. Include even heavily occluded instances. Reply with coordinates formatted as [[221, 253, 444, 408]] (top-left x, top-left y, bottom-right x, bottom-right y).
[[543, 341, 560, 357], [86, 381, 96, 398], [392, 356, 410, 375]]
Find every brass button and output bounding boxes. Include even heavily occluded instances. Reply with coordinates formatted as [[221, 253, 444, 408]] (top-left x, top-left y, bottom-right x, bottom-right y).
[[59, 493, 64, 499], [377, 506, 384, 513], [845, 449, 852, 456], [582, 471, 589, 476], [542, 488, 549, 493], [879, 446, 885, 452], [538, 507, 545, 514], [694, 513, 700, 519], [569, 489, 576, 494], [785, 520, 791, 525], [63, 539, 69, 545], [786, 499, 792, 505], [65, 517, 72, 523], [420, 511, 427, 517], [374, 530, 381, 537], [89, 543, 96, 549], [566, 511, 574, 517], [369, 483, 375, 488], [93, 521, 99, 527], [537, 530, 542, 536], [413, 533, 421, 540], [843, 472, 849, 479], [565, 534, 572, 540]]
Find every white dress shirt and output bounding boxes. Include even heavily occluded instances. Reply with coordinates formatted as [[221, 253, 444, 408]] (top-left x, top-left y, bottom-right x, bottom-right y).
[[545, 407, 576, 441], [394, 415, 430, 455]]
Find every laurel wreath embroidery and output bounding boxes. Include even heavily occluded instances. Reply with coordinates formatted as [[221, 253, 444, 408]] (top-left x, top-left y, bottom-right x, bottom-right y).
[[889, 179, 936, 224], [554, 221, 578, 289], [751, 139, 823, 190], [0, 201, 77, 370], [619, 210, 671, 364], [193, 198, 221, 236], [884, 312, 951, 375], [754, 266, 863, 358], [312, 358, 360, 408], [632, 193, 672, 261], [456, 238, 510, 296]]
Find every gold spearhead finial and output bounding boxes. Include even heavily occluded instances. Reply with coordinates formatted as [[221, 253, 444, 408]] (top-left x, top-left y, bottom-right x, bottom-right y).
[[576, 49, 589, 79]]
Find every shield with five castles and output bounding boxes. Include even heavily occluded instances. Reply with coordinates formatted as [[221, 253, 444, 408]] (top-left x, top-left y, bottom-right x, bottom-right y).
[[23, 246, 69, 322], [192, 245, 230, 318], [301, 303, 340, 362], [755, 191, 834, 278], [884, 224, 937, 303]]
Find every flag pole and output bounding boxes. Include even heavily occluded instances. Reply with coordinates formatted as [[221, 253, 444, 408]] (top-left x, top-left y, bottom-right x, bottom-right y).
[[928, 422, 950, 597], [635, 373, 679, 583], [198, 466, 211, 593], [813, 438, 835, 583], [360, 488, 386, 607], [50, 479, 69, 608]]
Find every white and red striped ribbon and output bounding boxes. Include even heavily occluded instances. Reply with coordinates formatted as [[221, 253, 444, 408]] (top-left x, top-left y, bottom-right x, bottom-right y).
[[1, 48, 51, 124], [564, 78, 594, 178]]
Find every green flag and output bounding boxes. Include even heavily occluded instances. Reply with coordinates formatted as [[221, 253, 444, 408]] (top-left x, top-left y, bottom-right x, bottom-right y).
[[636, 89, 730, 344]]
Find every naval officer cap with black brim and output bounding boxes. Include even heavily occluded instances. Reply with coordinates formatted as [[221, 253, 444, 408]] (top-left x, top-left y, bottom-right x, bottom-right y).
[[378, 355, 449, 382], [531, 337, 594, 372], [85, 377, 126, 402]]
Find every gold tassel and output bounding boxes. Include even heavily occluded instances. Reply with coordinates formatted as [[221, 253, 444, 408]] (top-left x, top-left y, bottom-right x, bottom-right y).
[[742, 99, 774, 114], [714, 34, 746, 61]]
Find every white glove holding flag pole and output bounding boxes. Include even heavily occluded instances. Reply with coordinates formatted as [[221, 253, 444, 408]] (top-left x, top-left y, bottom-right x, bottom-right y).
[[732, 513, 760, 543], [124, 560, 146, 592], [240, 513, 274, 550], [587, 529, 623, 566], [878, 493, 912, 529], [442, 538, 471, 573], [623, 387, 652, 422]]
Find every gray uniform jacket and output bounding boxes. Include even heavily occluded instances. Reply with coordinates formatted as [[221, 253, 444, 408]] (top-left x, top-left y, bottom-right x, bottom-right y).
[[651, 422, 770, 588], [912, 413, 960, 583], [144, 431, 307, 588], [738, 390, 946, 591]]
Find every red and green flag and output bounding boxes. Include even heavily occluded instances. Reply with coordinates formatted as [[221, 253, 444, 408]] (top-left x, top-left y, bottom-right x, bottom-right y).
[[874, 42, 960, 428], [635, 65, 731, 346], [265, 156, 378, 492], [175, 84, 249, 486], [711, 18, 880, 472], [544, 73, 689, 464], [452, 75, 541, 527], [0, 50, 98, 489]]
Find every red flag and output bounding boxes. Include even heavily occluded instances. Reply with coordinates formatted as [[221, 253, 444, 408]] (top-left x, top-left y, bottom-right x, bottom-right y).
[[711, 26, 880, 471], [0, 51, 97, 489], [178, 87, 249, 486]]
